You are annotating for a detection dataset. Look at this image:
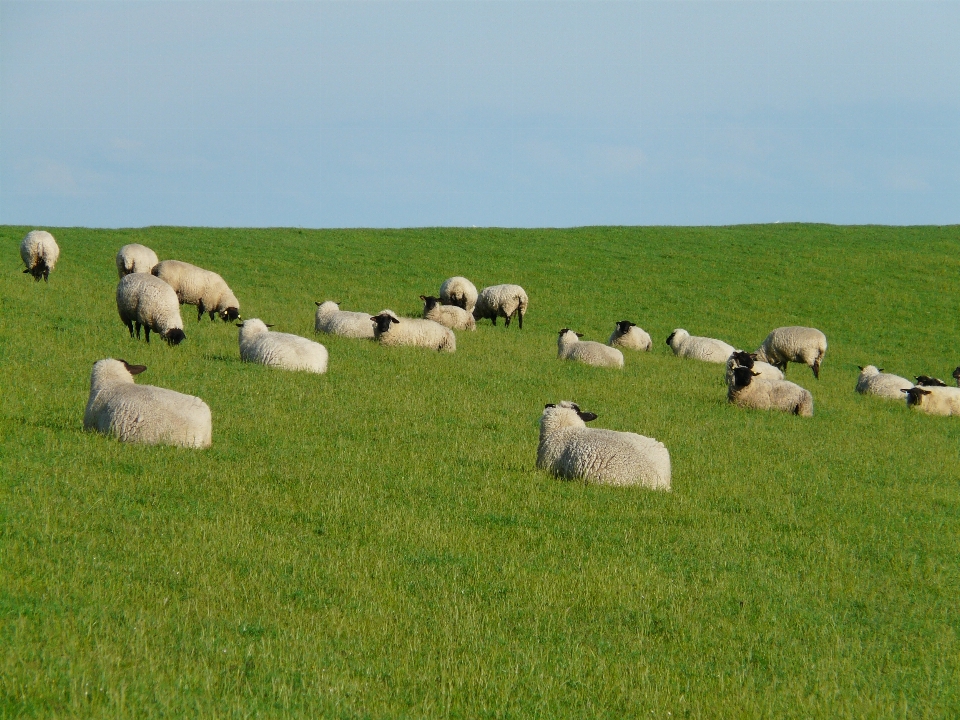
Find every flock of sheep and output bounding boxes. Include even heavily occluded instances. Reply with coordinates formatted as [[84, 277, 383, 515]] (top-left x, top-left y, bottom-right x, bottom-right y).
[[19, 229, 960, 493]]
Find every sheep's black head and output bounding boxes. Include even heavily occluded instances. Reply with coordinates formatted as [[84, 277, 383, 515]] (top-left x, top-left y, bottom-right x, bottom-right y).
[[558, 328, 583, 338], [164, 329, 186, 346], [732, 366, 759, 388], [915, 375, 946, 387], [903, 387, 931, 406], [615, 320, 635, 333], [953, 367, 960, 385], [666, 331, 676, 345], [731, 350, 755, 369], [372, 313, 400, 334], [421, 295, 441, 312], [221, 307, 240, 322]]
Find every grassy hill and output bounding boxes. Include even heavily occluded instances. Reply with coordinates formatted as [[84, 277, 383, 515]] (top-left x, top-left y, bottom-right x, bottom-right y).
[[1, 225, 958, 717]]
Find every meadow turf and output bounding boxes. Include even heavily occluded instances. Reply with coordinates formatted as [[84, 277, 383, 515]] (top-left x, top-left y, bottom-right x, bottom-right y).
[[1, 224, 958, 718]]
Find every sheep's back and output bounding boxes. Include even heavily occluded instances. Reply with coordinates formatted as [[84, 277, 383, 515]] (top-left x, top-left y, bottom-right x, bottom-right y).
[[556, 429, 670, 489], [857, 373, 913, 400]]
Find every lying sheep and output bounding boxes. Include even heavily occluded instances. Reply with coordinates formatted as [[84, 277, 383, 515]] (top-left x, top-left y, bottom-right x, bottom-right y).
[[915, 375, 947, 387], [558, 329, 624, 368], [856, 366, 914, 400], [421, 295, 476, 331], [152, 259, 240, 322], [727, 366, 814, 417], [608, 320, 652, 352], [902, 386, 960, 416], [371, 310, 456, 352], [314, 300, 374, 339], [955, 367, 960, 387], [754, 326, 827, 379], [536, 401, 671, 490], [116, 273, 186, 345], [83, 359, 211, 448], [473, 284, 528, 329], [725, 350, 784, 386], [666, 329, 735, 364], [238, 319, 328, 373], [116, 243, 159, 278], [439, 276, 478, 314], [20, 230, 60, 282]]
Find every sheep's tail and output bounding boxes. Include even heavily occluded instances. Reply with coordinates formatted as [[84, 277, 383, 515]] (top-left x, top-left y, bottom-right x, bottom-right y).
[[516, 295, 524, 330]]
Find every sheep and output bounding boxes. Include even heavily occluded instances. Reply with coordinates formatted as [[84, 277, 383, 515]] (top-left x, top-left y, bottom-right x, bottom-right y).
[[902, 386, 960, 416], [727, 366, 814, 417], [754, 326, 827, 379], [20, 230, 60, 282], [314, 300, 375, 339], [116, 273, 186, 345], [725, 350, 784, 386], [954, 367, 960, 387], [856, 366, 914, 400], [473, 284, 528, 329], [439, 276, 478, 314], [238, 319, 328, 373], [421, 295, 476, 331], [608, 320, 652, 352], [915, 375, 947, 387], [536, 401, 671, 490], [557, 329, 624, 368], [116, 243, 159, 277], [83, 359, 211, 448], [370, 310, 456, 352], [666, 329, 735, 364], [151, 259, 240, 322]]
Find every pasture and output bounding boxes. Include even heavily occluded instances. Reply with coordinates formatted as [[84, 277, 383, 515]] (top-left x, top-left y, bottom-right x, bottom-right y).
[[1, 224, 959, 718]]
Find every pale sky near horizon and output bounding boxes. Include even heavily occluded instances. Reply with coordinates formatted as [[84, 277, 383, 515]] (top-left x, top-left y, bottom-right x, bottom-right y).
[[2, 1, 958, 228]]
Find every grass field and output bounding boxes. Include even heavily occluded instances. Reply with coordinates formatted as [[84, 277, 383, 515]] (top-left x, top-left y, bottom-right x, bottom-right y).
[[1, 224, 959, 718]]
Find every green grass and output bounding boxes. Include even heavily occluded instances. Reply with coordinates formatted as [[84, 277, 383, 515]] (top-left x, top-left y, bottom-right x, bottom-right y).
[[1, 224, 959, 718]]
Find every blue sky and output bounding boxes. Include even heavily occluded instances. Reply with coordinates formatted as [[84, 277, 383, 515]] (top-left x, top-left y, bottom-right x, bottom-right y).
[[2, 1, 958, 228]]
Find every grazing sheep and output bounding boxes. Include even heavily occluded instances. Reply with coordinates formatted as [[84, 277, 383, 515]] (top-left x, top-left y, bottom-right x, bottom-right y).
[[83, 359, 211, 448], [238, 319, 328, 373], [608, 321, 652, 352], [473, 284, 528, 329], [954, 367, 960, 387], [371, 310, 456, 352], [666, 329, 735, 364], [754, 326, 828, 379], [421, 295, 476, 331], [314, 300, 374, 339], [856, 366, 914, 400], [727, 366, 814, 417], [725, 350, 784, 385], [116, 273, 186, 345], [439, 276, 478, 314], [20, 230, 60, 282], [536, 401, 671, 490], [152, 259, 240, 322], [557, 329, 624, 368], [902, 386, 960, 416], [915, 375, 947, 387], [115, 243, 159, 278]]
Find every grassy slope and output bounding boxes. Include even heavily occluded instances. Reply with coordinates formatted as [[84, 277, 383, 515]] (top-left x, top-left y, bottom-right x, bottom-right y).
[[1, 225, 958, 718]]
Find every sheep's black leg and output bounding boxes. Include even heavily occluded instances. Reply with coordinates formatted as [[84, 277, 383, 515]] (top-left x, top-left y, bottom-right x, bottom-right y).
[[491, 316, 497, 326], [209, 310, 216, 321], [518, 311, 523, 330], [124, 319, 135, 338], [144, 326, 151, 343], [813, 359, 821, 379], [135, 321, 142, 340], [197, 303, 204, 322], [504, 312, 511, 327]]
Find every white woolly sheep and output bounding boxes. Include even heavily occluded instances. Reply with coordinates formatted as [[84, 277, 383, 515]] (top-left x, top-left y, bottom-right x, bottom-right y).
[[20, 230, 60, 282], [902, 386, 960, 416], [439, 276, 478, 314], [116, 273, 186, 345], [370, 310, 456, 352], [558, 329, 624, 368], [421, 295, 476, 331], [754, 326, 827, 379], [473, 284, 528, 329], [608, 320, 652, 352], [727, 366, 814, 417], [314, 300, 375, 339], [856, 366, 914, 400], [238, 319, 328, 373], [536, 401, 671, 490], [116, 243, 159, 278], [83, 359, 211, 448], [725, 350, 784, 386], [152, 259, 240, 322], [666, 329, 735, 364]]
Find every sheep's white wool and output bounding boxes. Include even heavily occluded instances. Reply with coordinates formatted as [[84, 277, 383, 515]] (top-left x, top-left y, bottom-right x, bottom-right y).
[[473, 284, 528, 328], [607, 321, 652, 352], [314, 301, 375, 339], [421, 296, 476, 331], [152, 259, 240, 322], [116, 273, 185, 345], [856, 365, 913, 400], [116, 244, 159, 278], [755, 326, 827, 378], [371, 310, 456, 352], [667, 329, 734, 364], [557, 329, 624, 368], [903, 385, 960, 416], [239, 319, 328, 373], [439, 277, 478, 315], [727, 366, 814, 416], [20, 230, 60, 282]]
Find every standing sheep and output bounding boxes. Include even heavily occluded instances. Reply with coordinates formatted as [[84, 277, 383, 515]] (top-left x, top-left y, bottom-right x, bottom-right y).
[[439, 276, 478, 314], [370, 310, 456, 352], [473, 284, 528, 329], [754, 326, 827, 379], [116, 273, 186, 345], [536, 401, 671, 490], [856, 366, 914, 400], [116, 243, 159, 278], [727, 366, 814, 417], [238, 319, 328, 373], [666, 329, 735, 364], [152, 259, 240, 322], [608, 321, 652, 352], [902, 386, 960, 416], [20, 230, 60, 282], [557, 329, 624, 368], [83, 359, 211, 448], [314, 300, 374, 339], [421, 295, 476, 331]]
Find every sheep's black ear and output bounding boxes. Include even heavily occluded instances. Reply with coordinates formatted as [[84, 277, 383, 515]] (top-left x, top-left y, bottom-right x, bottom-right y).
[[121, 360, 147, 375], [265, 323, 275, 328], [390, 316, 400, 324], [544, 403, 556, 409], [878, 368, 884, 373], [22, 268, 30, 274], [236, 322, 244, 327], [575, 332, 584, 338], [420, 295, 427, 301], [315, 301, 322, 306], [558, 328, 569, 335], [666, 332, 675, 345], [578, 411, 598, 422], [857, 365, 864, 371]]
